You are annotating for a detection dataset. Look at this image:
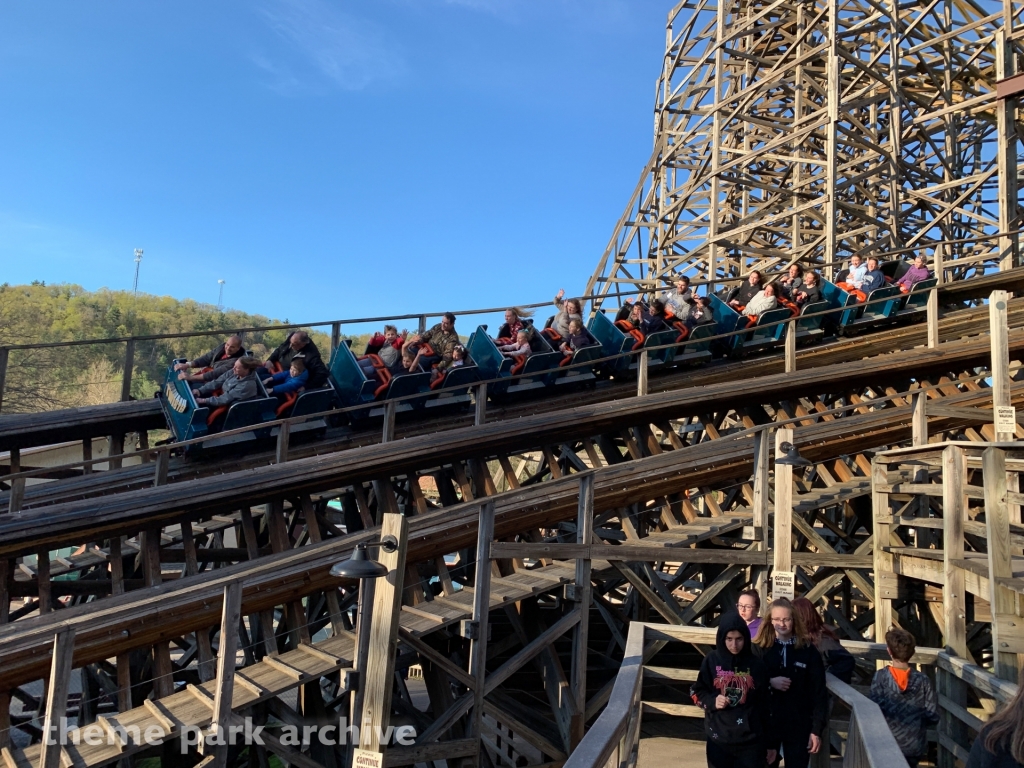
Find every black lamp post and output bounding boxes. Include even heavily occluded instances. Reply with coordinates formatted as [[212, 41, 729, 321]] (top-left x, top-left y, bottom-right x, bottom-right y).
[[329, 534, 400, 750], [775, 441, 811, 467]]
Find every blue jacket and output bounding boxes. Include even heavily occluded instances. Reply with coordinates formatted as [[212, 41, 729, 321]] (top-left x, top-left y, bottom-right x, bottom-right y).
[[861, 268, 885, 294], [267, 369, 308, 396]]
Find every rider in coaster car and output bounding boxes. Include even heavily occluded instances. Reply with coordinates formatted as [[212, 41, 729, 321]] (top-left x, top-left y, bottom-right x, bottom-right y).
[[407, 312, 460, 373], [193, 357, 263, 407], [265, 331, 329, 389], [262, 358, 308, 403], [175, 335, 246, 383]]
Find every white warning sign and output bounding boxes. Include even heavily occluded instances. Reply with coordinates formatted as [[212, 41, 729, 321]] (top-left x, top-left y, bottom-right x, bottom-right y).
[[354, 750, 383, 768], [772, 570, 796, 601], [995, 406, 1016, 434]]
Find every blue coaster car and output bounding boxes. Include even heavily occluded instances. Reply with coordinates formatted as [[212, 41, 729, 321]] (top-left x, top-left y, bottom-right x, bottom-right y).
[[819, 278, 860, 331], [160, 360, 278, 452], [543, 326, 602, 387], [467, 324, 565, 397], [424, 336, 482, 411], [843, 284, 904, 333], [587, 311, 639, 375], [329, 341, 429, 420], [895, 277, 937, 316], [793, 300, 831, 343], [708, 295, 793, 356]]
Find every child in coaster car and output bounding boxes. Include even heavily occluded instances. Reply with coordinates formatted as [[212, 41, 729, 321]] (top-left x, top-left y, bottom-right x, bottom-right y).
[[263, 359, 308, 402], [394, 346, 420, 377], [431, 345, 468, 383], [560, 319, 591, 355], [498, 330, 532, 359]]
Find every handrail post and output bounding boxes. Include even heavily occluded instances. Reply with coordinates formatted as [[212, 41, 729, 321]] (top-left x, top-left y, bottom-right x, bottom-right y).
[[382, 399, 396, 443], [120, 338, 135, 402], [474, 382, 487, 426], [0, 346, 8, 415], [153, 449, 169, 487], [637, 349, 649, 397], [7, 447, 24, 513], [911, 391, 928, 447], [418, 315, 427, 334], [784, 318, 796, 373], [990, 290, 1013, 441], [275, 421, 291, 464], [331, 322, 341, 354], [926, 287, 939, 348]]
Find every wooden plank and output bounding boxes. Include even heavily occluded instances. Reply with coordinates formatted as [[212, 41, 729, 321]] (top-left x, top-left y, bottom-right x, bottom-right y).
[[991, 290, 1013, 441], [357, 514, 409, 751]]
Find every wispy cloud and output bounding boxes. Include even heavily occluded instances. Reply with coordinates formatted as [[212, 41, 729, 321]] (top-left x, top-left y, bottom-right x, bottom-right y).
[[254, 0, 406, 93]]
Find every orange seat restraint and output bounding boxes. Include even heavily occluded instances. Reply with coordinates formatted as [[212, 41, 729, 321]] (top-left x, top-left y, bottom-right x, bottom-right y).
[[744, 315, 759, 329], [510, 355, 527, 375], [780, 300, 800, 318], [373, 368, 393, 399], [207, 406, 228, 426], [614, 319, 635, 333], [275, 392, 298, 417], [541, 328, 563, 344]]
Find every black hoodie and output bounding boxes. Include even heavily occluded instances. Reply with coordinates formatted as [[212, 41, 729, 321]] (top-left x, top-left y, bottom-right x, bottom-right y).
[[691, 613, 771, 753]]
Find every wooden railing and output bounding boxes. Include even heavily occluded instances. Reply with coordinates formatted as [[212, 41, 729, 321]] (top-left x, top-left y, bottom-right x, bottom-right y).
[[563, 623, 918, 768]]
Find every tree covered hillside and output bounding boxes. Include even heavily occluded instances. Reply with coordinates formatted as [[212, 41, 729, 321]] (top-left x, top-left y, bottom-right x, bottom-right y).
[[0, 282, 332, 414]]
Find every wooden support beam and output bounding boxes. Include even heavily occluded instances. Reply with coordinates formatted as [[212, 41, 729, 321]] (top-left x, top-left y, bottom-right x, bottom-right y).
[[927, 288, 939, 349], [358, 513, 409, 752], [912, 392, 928, 447], [983, 448, 1021, 682], [142, 527, 175, 698], [475, 382, 488, 427], [773, 428, 794, 575], [467, 502, 495, 760], [300, 496, 345, 636], [39, 628, 75, 768], [203, 582, 242, 768], [182, 521, 216, 681], [785, 319, 796, 373], [382, 400, 396, 444], [942, 445, 967, 657], [571, 473, 594, 749], [637, 350, 649, 397], [275, 421, 291, 464], [991, 290, 1014, 441], [108, 537, 132, 711]]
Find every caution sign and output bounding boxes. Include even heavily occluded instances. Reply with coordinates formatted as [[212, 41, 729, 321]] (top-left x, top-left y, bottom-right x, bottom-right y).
[[354, 750, 383, 768], [772, 570, 796, 601], [995, 406, 1016, 434]]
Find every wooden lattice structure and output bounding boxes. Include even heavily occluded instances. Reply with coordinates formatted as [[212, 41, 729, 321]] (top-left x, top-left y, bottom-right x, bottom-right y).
[[586, 0, 1024, 305]]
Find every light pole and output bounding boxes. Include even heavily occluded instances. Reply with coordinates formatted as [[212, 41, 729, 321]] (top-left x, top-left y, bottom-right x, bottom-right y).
[[217, 279, 225, 311], [330, 536, 399, 748], [132, 249, 143, 297]]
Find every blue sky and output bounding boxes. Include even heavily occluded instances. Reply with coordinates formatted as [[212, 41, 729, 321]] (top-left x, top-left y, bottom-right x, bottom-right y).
[[0, 0, 669, 324]]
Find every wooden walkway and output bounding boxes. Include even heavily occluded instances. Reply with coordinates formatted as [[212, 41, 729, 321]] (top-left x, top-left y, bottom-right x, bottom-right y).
[[1, 562, 577, 768]]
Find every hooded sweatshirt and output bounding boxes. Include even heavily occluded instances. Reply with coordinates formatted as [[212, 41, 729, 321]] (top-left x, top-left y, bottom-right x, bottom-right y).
[[691, 613, 771, 752]]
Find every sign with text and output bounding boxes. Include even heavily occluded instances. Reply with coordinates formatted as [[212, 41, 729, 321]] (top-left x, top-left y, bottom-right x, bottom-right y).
[[995, 406, 1016, 434], [354, 750, 383, 768], [772, 570, 796, 601]]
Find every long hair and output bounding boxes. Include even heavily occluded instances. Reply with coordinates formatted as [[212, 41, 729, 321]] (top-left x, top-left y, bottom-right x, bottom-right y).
[[793, 597, 838, 642], [983, 669, 1024, 762], [754, 598, 809, 649], [508, 306, 534, 320]]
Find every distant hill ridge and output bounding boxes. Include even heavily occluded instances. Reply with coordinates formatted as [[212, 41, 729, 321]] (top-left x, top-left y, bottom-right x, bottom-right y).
[[0, 282, 344, 414]]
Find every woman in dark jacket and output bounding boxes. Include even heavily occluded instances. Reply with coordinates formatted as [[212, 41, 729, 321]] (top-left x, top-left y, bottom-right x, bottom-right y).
[[691, 612, 773, 768], [967, 668, 1024, 768], [754, 598, 828, 768]]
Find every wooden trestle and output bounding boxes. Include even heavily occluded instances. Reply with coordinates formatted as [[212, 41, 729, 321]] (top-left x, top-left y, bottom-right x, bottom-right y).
[[1, 296, 1023, 768]]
